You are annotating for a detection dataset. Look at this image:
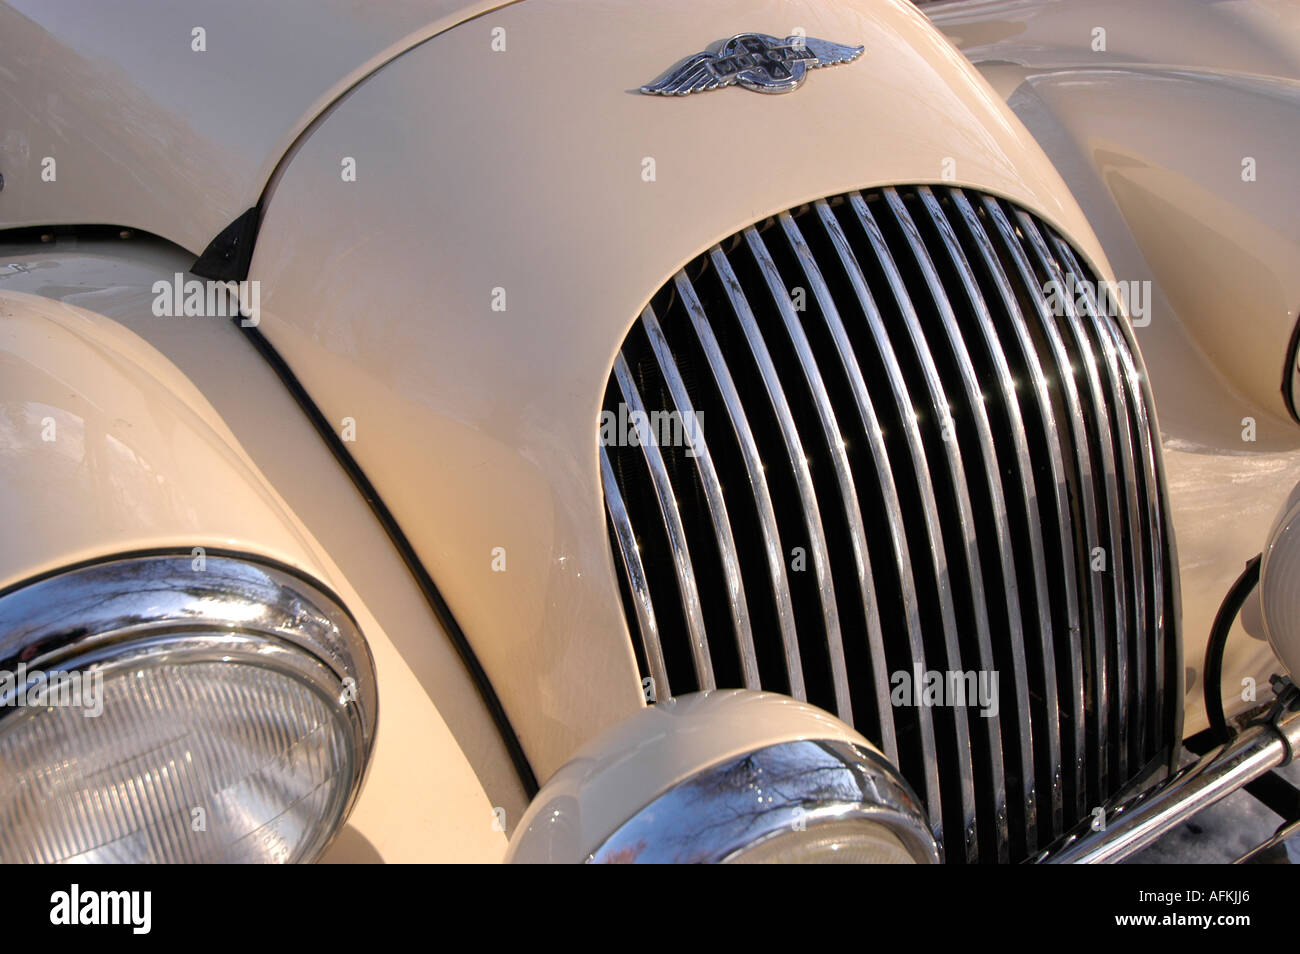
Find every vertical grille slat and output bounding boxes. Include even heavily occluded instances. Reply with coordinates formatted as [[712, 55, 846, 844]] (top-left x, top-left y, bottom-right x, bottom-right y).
[[792, 202, 945, 839], [1053, 238, 1169, 756], [881, 188, 1032, 860], [981, 195, 1109, 834], [947, 189, 1089, 821], [641, 303, 761, 689], [1017, 215, 1136, 777], [673, 272, 807, 699], [1085, 310, 1149, 763], [1110, 323, 1170, 753], [600, 447, 671, 698], [600, 186, 1178, 863], [852, 190, 987, 860], [743, 224, 899, 762], [1068, 279, 1149, 768], [917, 185, 1058, 852], [708, 245, 854, 725], [613, 355, 716, 691], [815, 197, 955, 848]]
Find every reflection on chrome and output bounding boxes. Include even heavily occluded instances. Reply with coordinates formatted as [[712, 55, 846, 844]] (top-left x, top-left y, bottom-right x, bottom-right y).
[[591, 738, 940, 864]]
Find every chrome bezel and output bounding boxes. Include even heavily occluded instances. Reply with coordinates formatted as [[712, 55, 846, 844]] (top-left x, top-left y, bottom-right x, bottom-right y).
[[589, 737, 940, 864], [0, 552, 378, 862]]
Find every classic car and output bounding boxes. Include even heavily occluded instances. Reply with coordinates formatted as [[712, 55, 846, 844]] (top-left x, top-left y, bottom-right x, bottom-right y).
[[1, 0, 1298, 865]]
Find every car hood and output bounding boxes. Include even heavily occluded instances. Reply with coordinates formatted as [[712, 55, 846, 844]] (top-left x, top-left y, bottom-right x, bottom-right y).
[[0, 0, 520, 254]]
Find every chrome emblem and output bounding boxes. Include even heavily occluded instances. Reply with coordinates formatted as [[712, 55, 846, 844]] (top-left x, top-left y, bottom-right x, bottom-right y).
[[640, 33, 864, 96]]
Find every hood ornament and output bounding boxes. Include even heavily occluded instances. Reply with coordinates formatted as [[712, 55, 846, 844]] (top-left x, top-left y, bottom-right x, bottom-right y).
[[640, 33, 863, 96]]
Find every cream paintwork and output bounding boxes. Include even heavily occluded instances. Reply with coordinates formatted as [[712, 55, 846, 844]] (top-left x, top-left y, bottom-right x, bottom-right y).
[[250, 0, 1122, 782], [1260, 486, 1300, 680], [0, 241, 529, 829], [0, 0, 518, 255], [925, 0, 1300, 733], [506, 690, 883, 863], [0, 258, 511, 862], [0, 288, 320, 587], [1164, 447, 1300, 734], [0, 0, 1296, 861]]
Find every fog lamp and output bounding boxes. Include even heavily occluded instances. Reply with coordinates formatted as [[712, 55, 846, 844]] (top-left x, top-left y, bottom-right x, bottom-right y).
[[507, 689, 939, 864]]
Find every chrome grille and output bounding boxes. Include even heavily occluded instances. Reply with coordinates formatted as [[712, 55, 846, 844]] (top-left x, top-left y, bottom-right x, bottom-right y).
[[600, 186, 1178, 863]]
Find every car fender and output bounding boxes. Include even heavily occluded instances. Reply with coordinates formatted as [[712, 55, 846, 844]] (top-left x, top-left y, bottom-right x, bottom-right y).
[[0, 277, 508, 861]]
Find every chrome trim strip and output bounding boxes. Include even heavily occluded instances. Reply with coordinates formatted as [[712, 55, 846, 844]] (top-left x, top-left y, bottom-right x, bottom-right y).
[[1091, 317, 1151, 763], [916, 185, 1049, 856], [590, 737, 941, 864], [816, 197, 951, 842], [745, 222, 897, 760], [675, 271, 806, 699], [709, 244, 852, 722], [1047, 231, 1139, 812], [1042, 707, 1300, 864], [887, 188, 1024, 861], [851, 189, 984, 860], [1109, 322, 1170, 753], [951, 190, 1085, 833], [983, 194, 1101, 836], [1045, 230, 1151, 765], [613, 355, 715, 690], [601, 446, 672, 699], [1053, 237, 1167, 753], [780, 209, 937, 770], [641, 304, 760, 689], [1017, 211, 1134, 781], [811, 200, 946, 852]]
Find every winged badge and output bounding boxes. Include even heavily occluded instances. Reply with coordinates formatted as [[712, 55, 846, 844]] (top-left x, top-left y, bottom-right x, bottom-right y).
[[640, 33, 864, 96]]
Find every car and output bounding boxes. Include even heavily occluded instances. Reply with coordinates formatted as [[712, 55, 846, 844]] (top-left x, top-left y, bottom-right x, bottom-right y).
[[1, 0, 1298, 864]]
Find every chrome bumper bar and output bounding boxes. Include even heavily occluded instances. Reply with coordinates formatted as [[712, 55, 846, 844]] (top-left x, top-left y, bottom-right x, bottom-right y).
[[1041, 707, 1300, 863]]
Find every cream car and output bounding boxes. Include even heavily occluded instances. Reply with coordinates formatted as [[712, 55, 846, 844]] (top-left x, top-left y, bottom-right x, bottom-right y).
[[1, 0, 1298, 864]]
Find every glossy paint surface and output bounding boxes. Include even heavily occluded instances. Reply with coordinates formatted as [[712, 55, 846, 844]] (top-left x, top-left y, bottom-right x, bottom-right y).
[[0, 0, 517, 254], [0, 287, 318, 582]]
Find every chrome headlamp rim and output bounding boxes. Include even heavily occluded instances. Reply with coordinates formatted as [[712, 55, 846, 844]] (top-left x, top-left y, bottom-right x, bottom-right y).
[[506, 689, 941, 864], [590, 737, 940, 864], [0, 550, 378, 862]]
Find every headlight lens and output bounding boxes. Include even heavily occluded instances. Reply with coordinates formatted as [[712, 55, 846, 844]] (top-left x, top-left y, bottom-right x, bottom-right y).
[[0, 554, 377, 863]]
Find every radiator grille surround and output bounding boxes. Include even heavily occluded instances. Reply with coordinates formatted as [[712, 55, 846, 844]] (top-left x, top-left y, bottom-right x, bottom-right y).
[[600, 186, 1178, 863]]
